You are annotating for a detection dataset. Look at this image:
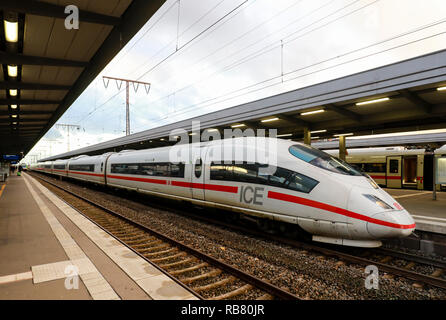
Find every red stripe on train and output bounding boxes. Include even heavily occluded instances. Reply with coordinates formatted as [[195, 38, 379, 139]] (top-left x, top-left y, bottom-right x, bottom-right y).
[[69, 171, 104, 177], [267, 191, 415, 230], [107, 174, 167, 185], [171, 181, 238, 193]]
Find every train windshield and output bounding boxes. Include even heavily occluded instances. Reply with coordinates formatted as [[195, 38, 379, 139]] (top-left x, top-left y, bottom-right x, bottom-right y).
[[289, 144, 362, 176]]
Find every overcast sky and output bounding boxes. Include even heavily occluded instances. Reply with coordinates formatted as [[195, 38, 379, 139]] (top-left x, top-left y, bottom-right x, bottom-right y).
[[24, 0, 446, 161]]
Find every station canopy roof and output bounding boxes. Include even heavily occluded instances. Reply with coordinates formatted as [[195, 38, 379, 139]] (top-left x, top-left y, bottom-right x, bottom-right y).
[[41, 48, 446, 161], [0, 0, 166, 157]]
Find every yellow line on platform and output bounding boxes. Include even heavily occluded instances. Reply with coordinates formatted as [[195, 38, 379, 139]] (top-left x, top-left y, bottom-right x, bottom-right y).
[[0, 184, 6, 198], [393, 191, 431, 199]]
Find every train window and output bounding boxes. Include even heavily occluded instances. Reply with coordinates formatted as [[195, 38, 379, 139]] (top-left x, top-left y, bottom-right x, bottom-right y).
[[209, 162, 318, 193], [111, 162, 185, 178], [194, 158, 203, 178], [170, 163, 185, 177], [154, 164, 169, 176], [139, 164, 156, 175], [289, 145, 362, 176], [286, 172, 319, 193], [233, 163, 258, 183], [210, 163, 233, 180], [268, 166, 291, 187], [389, 160, 399, 173], [54, 165, 66, 170], [69, 164, 95, 172], [361, 163, 386, 173]]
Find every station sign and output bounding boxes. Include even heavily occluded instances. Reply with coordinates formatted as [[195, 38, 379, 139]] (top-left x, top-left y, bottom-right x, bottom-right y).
[[2, 155, 20, 161], [436, 157, 446, 184]]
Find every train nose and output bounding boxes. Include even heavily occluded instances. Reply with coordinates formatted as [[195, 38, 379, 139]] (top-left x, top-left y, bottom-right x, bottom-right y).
[[366, 210, 416, 239]]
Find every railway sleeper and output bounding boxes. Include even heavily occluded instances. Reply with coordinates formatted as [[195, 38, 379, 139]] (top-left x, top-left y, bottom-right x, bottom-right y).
[[404, 262, 416, 270], [118, 234, 148, 241], [431, 269, 444, 277], [170, 263, 209, 276], [139, 243, 170, 253], [143, 247, 178, 257], [150, 252, 187, 263], [132, 239, 163, 249], [181, 269, 222, 284], [106, 226, 139, 233], [210, 284, 253, 300], [126, 237, 157, 245], [159, 257, 197, 269], [193, 276, 236, 292], [256, 294, 274, 300]]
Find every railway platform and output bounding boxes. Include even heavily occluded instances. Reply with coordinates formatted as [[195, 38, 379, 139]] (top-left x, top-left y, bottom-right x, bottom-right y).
[[384, 188, 446, 256], [384, 188, 446, 234], [0, 173, 198, 300]]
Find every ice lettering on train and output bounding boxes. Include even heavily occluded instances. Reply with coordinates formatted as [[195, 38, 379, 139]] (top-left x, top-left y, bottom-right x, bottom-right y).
[[240, 186, 264, 205]]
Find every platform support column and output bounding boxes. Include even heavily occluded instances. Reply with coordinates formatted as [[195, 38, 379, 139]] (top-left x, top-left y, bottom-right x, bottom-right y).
[[339, 136, 346, 161], [303, 127, 311, 145], [433, 154, 437, 201]]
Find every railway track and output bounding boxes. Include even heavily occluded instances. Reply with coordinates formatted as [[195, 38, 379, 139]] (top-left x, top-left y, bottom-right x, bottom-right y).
[[31, 174, 299, 301], [31, 172, 446, 292]]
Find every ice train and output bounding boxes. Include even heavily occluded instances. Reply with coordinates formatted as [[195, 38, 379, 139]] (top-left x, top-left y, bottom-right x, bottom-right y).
[[31, 137, 416, 248]]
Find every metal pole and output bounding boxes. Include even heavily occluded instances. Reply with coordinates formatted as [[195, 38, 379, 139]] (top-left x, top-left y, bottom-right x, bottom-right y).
[[102, 76, 151, 137], [126, 81, 130, 136], [339, 136, 346, 161], [303, 127, 311, 145], [433, 155, 437, 200]]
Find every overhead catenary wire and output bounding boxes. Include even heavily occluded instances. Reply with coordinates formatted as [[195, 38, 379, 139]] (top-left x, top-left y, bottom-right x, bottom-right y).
[[131, 25, 446, 130], [130, 0, 378, 121], [77, 0, 251, 124]]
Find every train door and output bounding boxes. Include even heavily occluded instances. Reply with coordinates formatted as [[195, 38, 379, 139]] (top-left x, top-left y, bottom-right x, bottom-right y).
[[402, 156, 417, 189], [423, 154, 434, 191], [386, 156, 402, 188], [191, 148, 205, 200]]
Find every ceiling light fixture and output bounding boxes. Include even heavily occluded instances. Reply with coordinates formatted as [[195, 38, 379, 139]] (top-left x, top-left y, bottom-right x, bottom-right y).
[[438, 86, 446, 91], [231, 124, 245, 128], [7, 65, 18, 77], [334, 133, 354, 137], [301, 110, 325, 116], [4, 20, 18, 43], [261, 117, 279, 123], [310, 129, 327, 134], [356, 97, 389, 106], [11, 104, 18, 109], [9, 89, 18, 96]]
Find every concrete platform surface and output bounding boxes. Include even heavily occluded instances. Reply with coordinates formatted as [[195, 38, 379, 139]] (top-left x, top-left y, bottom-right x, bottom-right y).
[[0, 174, 198, 300]]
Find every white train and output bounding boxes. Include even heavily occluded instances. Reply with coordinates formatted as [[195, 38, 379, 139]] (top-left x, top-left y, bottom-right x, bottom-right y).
[[326, 145, 446, 190], [31, 137, 416, 248]]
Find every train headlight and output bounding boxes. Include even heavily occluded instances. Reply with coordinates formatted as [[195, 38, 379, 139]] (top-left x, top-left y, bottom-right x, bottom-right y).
[[362, 194, 393, 210]]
